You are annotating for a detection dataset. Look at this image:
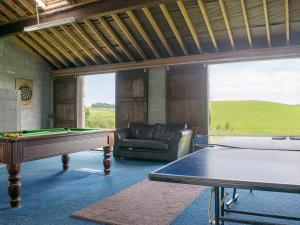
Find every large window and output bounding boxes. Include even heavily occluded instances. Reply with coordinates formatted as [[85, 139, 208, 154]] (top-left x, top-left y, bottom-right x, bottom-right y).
[[209, 58, 300, 136], [84, 73, 115, 129]]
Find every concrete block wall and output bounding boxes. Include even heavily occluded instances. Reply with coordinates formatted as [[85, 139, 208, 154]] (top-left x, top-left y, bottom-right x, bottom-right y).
[[148, 67, 166, 124], [0, 37, 52, 131], [77, 76, 85, 128], [0, 89, 21, 131]]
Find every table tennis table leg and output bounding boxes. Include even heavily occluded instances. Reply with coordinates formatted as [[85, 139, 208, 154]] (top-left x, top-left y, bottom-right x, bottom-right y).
[[226, 188, 239, 208], [214, 186, 220, 225], [226, 188, 254, 208], [221, 187, 225, 224]]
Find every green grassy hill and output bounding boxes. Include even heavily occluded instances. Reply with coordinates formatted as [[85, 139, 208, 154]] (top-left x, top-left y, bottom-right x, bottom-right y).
[[85, 107, 115, 128], [210, 100, 300, 135], [85, 100, 300, 135]]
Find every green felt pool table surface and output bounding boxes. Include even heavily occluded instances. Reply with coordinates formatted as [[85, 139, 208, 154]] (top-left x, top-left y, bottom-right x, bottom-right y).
[[0, 128, 106, 139]]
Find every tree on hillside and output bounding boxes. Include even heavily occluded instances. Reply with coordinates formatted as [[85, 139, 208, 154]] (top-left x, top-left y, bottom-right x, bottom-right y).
[[91, 103, 115, 109], [85, 107, 90, 118], [224, 123, 230, 130]]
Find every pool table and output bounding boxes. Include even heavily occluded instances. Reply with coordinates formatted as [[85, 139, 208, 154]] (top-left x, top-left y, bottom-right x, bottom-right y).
[[0, 128, 112, 208]]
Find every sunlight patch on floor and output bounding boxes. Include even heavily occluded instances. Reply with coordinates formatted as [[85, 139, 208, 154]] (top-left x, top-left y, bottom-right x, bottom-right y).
[[75, 168, 102, 173]]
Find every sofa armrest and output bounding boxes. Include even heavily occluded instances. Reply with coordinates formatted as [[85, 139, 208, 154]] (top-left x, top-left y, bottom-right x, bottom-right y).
[[169, 129, 193, 161], [115, 128, 131, 141], [113, 128, 131, 158]]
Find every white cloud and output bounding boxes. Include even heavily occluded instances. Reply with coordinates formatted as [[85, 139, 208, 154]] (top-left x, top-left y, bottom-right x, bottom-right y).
[[209, 58, 300, 104]]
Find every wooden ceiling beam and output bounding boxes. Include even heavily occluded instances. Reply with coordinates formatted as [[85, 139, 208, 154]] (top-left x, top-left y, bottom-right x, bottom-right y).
[[98, 17, 135, 62], [159, 4, 188, 55], [0, 3, 18, 20], [127, 10, 160, 58], [285, 0, 289, 45], [240, 0, 252, 48], [197, 0, 218, 51], [61, 24, 100, 64], [4, 0, 28, 17], [39, 29, 80, 66], [142, 7, 174, 57], [13, 35, 53, 68], [49, 27, 90, 65], [27, 32, 69, 67], [263, 0, 271, 47], [19, 0, 36, 15], [52, 45, 300, 76], [72, 22, 111, 64], [0, 0, 178, 37], [17, 34, 61, 69], [112, 13, 147, 60], [177, 0, 202, 53], [0, 14, 9, 23], [219, 0, 235, 50], [84, 19, 122, 62]]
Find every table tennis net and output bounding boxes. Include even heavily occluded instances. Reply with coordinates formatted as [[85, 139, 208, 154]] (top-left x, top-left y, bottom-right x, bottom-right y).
[[194, 135, 300, 151]]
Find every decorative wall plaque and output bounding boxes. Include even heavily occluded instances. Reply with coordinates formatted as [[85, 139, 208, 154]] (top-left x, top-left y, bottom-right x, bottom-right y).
[[15, 78, 33, 109]]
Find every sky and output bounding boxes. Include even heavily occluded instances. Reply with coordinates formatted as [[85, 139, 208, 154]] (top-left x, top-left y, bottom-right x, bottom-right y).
[[84, 73, 115, 106], [209, 58, 300, 105], [84, 58, 300, 106]]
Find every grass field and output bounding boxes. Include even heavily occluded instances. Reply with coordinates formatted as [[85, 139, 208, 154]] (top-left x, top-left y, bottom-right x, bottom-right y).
[[85, 100, 300, 135], [85, 107, 115, 128], [210, 100, 300, 136]]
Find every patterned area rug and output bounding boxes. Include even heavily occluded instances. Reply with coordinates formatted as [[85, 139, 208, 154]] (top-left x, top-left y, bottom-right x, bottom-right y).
[[73, 180, 205, 225]]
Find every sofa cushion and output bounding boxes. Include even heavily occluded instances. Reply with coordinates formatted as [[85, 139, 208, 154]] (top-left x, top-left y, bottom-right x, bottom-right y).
[[153, 124, 187, 141], [128, 123, 154, 140], [119, 139, 169, 151]]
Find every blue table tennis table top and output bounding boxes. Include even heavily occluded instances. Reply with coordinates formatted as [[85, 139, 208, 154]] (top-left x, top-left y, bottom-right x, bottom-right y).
[[149, 136, 300, 193]]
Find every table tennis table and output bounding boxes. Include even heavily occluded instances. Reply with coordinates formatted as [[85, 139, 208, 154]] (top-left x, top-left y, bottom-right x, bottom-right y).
[[149, 136, 300, 225]]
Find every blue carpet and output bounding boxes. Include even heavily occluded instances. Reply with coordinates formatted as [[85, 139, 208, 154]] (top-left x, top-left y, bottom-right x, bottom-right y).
[[0, 151, 299, 225]]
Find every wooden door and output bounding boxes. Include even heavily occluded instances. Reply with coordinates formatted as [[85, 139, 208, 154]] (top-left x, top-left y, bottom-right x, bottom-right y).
[[116, 69, 148, 128], [53, 76, 78, 128], [167, 64, 208, 134]]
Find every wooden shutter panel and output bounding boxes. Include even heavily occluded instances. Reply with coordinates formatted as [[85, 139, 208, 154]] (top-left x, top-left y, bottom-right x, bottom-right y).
[[53, 76, 78, 128], [167, 64, 208, 134], [116, 69, 148, 128]]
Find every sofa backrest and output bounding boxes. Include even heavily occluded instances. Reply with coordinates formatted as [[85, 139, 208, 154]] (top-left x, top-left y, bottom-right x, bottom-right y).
[[128, 123, 154, 140], [153, 123, 187, 141], [128, 123, 187, 141]]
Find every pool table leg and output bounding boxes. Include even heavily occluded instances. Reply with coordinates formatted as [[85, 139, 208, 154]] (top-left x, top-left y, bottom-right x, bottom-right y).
[[62, 154, 70, 171], [7, 163, 21, 208], [103, 146, 111, 175]]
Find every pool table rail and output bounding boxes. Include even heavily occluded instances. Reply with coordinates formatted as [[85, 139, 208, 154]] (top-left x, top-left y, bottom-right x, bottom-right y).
[[0, 129, 113, 208], [0, 130, 109, 164]]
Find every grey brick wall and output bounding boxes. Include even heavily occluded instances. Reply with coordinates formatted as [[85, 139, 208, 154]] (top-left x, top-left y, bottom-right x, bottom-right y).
[[0, 89, 21, 131], [0, 37, 52, 131], [148, 67, 166, 124]]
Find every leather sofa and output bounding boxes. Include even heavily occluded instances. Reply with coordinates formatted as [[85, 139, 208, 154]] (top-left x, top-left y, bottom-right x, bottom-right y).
[[113, 123, 193, 161]]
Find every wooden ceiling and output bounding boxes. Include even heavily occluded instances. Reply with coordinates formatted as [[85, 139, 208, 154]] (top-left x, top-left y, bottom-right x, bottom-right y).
[[0, 0, 93, 24], [1, 0, 300, 75]]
